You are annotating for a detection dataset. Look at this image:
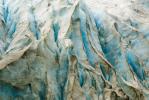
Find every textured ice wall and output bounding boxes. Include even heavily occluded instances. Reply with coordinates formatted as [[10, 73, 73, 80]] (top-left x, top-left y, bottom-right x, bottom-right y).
[[0, 0, 149, 100]]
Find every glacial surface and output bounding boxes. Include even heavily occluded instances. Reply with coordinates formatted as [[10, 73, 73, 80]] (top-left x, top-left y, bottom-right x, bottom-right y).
[[0, 0, 149, 100]]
